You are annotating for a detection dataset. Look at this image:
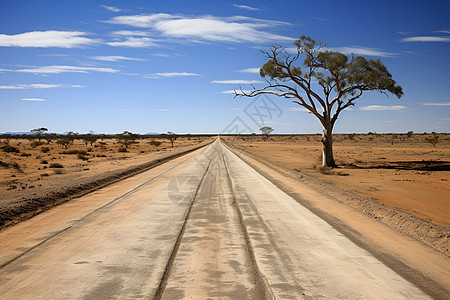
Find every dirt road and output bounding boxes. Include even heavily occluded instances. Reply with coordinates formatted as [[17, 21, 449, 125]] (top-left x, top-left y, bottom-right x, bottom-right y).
[[0, 139, 435, 299]]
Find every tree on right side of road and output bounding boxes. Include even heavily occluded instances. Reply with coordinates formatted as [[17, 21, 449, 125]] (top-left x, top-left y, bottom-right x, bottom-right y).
[[260, 126, 274, 141], [235, 35, 403, 168]]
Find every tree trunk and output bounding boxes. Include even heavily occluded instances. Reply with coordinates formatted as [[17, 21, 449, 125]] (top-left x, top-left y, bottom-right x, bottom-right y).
[[321, 123, 337, 168]]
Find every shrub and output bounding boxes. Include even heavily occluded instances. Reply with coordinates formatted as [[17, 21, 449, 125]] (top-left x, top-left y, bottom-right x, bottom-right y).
[[41, 160, 48, 164], [149, 140, 162, 147], [406, 131, 413, 138], [49, 163, 63, 168], [41, 147, 50, 153], [30, 141, 44, 148], [2, 145, 19, 153], [118, 147, 127, 153], [425, 136, 439, 147], [20, 153, 31, 157]]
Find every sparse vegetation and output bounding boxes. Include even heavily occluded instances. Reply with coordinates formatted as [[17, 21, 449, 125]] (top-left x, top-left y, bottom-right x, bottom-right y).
[[425, 135, 439, 147], [260, 126, 274, 141], [49, 163, 63, 168], [116, 131, 139, 148], [2, 145, 19, 153], [162, 131, 177, 147]]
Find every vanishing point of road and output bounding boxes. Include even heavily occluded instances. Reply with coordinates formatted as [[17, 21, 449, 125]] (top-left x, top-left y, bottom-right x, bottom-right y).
[[0, 139, 431, 299]]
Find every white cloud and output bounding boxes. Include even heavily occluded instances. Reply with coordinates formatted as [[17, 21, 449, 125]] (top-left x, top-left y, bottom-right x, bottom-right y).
[[401, 36, 450, 42], [107, 37, 158, 47], [0, 83, 83, 89], [232, 4, 260, 11], [237, 67, 260, 73], [100, 5, 122, 12], [145, 72, 201, 79], [21, 98, 45, 101], [360, 105, 407, 111], [421, 102, 450, 106], [221, 90, 252, 94], [0, 31, 98, 48], [287, 107, 309, 112], [0, 83, 84, 90], [105, 13, 293, 43], [111, 30, 149, 36], [326, 46, 395, 57], [211, 80, 263, 84], [3, 65, 119, 74], [91, 55, 146, 61]]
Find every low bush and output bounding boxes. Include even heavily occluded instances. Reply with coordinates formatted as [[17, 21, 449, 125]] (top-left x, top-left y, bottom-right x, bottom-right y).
[[20, 153, 32, 157], [49, 163, 63, 168], [149, 140, 162, 147], [2, 145, 19, 153], [118, 147, 127, 153], [41, 147, 50, 153], [30, 141, 44, 147]]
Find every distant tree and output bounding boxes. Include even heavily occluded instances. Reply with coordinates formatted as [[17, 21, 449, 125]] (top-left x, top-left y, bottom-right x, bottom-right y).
[[0, 134, 11, 145], [30, 127, 48, 142], [235, 35, 403, 167], [425, 135, 439, 147], [163, 131, 177, 147], [82, 131, 98, 146], [407, 131, 414, 138], [64, 131, 78, 145], [56, 139, 70, 149], [116, 131, 139, 148], [260, 126, 274, 141], [44, 133, 57, 144]]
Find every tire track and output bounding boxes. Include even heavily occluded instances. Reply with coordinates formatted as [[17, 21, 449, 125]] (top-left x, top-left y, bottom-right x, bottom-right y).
[[153, 149, 215, 300]]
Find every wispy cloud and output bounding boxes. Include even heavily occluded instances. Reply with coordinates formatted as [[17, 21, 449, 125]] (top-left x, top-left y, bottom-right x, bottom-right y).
[[360, 105, 407, 111], [326, 46, 395, 57], [232, 4, 260, 11], [100, 5, 122, 12], [105, 13, 293, 44], [221, 90, 252, 94], [0, 83, 83, 89], [0, 31, 98, 48], [2, 65, 119, 74], [421, 102, 450, 106], [107, 37, 158, 47], [21, 98, 46, 101], [145, 72, 201, 79], [91, 55, 146, 62], [401, 36, 450, 42], [287, 107, 309, 112], [237, 67, 260, 73], [211, 80, 263, 84], [111, 30, 149, 36]]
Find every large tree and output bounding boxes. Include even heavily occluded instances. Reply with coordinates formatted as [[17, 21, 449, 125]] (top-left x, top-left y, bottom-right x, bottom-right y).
[[235, 36, 403, 167]]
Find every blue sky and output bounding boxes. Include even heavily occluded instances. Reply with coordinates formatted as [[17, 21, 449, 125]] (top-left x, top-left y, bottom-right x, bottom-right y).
[[0, 0, 449, 134]]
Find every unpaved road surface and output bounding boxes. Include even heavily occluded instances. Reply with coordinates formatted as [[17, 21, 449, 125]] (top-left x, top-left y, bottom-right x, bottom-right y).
[[0, 139, 434, 299]]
